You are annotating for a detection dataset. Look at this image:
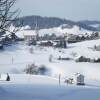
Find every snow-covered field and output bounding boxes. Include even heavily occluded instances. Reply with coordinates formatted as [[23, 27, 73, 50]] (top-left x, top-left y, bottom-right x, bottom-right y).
[[0, 39, 100, 79], [0, 74, 100, 100], [0, 38, 100, 100]]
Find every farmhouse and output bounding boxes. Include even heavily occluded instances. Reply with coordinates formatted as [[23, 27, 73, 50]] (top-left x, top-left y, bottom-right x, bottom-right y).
[[67, 34, 80, 43], [23, 30, 36, 41], [37, 40, 53, 46], [16, 30, 37, 45], [75, 56, 90, 62], [15, 30, 36, 40]]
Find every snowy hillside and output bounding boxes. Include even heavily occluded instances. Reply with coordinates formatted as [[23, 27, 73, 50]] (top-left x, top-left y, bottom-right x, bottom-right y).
[[13, 16, 100, 31], [1, 74, 100, 100], [0, 39, 100, 80], [0, 34, 100, 99]]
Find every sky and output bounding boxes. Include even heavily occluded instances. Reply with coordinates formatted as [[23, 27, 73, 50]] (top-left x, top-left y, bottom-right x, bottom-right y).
[[13, 0, 100, 21]]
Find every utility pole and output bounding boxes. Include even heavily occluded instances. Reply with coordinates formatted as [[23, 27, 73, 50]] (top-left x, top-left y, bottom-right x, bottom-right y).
[[35, 21, 39, 41], [59, 74, 61, 86], [63, 32, 68, 48], [11, 57, 14, 64]]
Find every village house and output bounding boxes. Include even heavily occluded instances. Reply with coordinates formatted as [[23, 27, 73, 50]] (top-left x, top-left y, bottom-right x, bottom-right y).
[[15, 30, 37, 45], [67, 34, 80, 43], [54, 40, 67, 48], [23, 30, 37, 41], [75, 56, 90, 62], [37, 40, 54, 47]]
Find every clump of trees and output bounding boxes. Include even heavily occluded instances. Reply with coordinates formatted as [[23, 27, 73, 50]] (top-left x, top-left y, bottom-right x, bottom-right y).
[[24, 63, 49, 75]]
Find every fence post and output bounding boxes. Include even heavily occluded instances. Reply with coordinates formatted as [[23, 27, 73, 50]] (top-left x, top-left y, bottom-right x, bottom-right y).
[[59, 74, 61, 85]]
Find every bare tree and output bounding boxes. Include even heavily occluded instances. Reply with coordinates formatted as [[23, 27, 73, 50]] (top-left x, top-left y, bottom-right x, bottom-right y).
[[0, 0, 20, 34]]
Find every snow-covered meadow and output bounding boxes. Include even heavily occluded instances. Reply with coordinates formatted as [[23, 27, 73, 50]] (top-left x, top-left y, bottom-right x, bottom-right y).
[[0, 37, 100, 100], [1, 74, 100, 100], [0, 39, 100, 80]]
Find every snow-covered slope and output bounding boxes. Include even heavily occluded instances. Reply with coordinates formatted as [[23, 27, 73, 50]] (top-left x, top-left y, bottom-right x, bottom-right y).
[[0, 38, 100, 99], [0, 74, 100, 100], [0, 39, 100, 80]]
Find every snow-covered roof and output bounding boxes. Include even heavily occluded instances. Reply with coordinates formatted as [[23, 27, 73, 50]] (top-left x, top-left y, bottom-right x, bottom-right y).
[[15, 30, 36, 38], [23, 30, 36, 36], [39, 25, 93, 37]]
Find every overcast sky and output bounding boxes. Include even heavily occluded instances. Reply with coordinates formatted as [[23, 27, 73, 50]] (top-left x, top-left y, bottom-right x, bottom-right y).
[[14, 0, 100, 21]]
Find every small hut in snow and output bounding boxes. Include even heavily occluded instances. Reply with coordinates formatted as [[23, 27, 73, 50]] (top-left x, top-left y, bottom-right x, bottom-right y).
[[75, 73, 85, 85]]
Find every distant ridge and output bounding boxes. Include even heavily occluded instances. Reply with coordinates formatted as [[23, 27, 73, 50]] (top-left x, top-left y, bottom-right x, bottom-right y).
[[13, 15, 100, 31]]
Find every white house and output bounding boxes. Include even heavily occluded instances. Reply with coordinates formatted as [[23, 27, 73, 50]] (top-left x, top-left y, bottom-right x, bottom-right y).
[[23, 31, 37, 41], [16, 30, 37, 41]]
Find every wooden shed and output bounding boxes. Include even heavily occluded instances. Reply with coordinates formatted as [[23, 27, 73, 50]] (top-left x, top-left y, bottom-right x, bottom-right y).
[[75, 73, 85, 85]]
